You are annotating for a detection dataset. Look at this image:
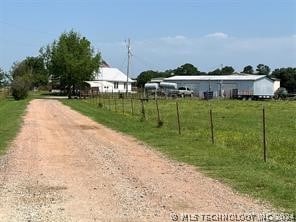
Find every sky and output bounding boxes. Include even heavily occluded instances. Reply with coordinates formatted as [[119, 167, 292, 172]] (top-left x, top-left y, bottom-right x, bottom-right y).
[[0, 0, 296, 77]]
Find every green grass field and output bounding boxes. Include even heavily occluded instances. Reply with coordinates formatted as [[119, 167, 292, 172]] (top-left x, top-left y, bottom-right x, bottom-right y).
[[63, 96, 296, 213], [0, 95, 30, 155]]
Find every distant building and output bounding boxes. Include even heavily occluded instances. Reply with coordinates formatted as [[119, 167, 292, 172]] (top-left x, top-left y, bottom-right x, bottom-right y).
[[85, 61, 135, 93], [164, 74, 280, 99]]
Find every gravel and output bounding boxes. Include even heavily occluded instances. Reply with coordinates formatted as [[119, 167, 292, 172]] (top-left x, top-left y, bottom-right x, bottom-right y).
[[0, 99, 274, 221]]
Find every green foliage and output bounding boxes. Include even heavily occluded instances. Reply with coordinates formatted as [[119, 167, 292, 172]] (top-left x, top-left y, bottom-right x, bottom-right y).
[[24, 56, 48, 88], [136, 70, 170, 88], [221, 66, 234, 74], [208, 68, 221, 75], [137, 64, 202, 87], [271, 67, 296, 92], [274, 87, 288, 99], [46, 30, 101, 98], [0, 68, 5, 86], [208, 66, 234, 75], [242, 65, 254, 74], [9, 57, 48, 89], [256, 64, 271, 75], [174, 63, 199, 75], [10, 61, 33, 100], [0, 98, 29, 154], [10, 61, 30, 79], [64, 98, 296, 213], [11, 75, 31, 100]]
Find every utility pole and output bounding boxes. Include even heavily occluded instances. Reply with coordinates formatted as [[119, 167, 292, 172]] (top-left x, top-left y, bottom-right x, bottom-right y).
[[126, 38, 131, 96]]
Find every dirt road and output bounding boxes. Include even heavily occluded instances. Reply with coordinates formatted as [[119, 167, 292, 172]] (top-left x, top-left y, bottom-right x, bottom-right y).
[[0, 99, 271, 221]]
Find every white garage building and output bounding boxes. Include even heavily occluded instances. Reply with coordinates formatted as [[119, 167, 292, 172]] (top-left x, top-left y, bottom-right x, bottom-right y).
[[164, 74, 280, 99]]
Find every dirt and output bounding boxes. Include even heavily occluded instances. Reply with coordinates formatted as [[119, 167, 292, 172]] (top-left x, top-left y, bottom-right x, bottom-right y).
[[0, 99, 273, 221]]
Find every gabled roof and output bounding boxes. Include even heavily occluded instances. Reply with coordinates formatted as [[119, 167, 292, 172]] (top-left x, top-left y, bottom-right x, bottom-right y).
[[85, 81, 114, 88], [164, 74, 267, 81], [95, 67, 135, 82]]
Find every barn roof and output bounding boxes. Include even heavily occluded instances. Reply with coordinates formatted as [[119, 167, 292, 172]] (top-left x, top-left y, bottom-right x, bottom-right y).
[[165, 74, 268, 81], [95, 67, 135, 82]]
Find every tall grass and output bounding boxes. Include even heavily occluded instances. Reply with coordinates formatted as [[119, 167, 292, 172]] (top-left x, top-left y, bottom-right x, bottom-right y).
[[63, 96, 296, 213]]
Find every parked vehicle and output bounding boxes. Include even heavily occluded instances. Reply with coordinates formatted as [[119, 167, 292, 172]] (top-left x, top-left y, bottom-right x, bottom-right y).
[[177, 87, 193, 97], [144, 83, 159, 97], [159, 82, 178, 97]]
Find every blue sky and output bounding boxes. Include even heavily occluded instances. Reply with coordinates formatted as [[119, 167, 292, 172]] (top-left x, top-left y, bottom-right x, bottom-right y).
[[0, 0, 295, 76]]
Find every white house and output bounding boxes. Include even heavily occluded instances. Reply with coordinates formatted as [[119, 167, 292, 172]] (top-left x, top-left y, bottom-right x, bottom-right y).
[[95, 67, 134, 92], [85, 65, 135, 93]]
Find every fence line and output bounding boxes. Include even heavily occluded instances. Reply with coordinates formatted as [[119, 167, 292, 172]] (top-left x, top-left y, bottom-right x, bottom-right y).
[[83, 94, 295, 163]]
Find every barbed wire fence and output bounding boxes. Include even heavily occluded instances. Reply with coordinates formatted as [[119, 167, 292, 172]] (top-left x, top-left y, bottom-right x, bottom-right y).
[[82, 92, 295, 165]]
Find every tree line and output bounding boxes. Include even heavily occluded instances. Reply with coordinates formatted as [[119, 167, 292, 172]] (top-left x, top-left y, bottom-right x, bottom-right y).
[[136, 63, 296, 92]]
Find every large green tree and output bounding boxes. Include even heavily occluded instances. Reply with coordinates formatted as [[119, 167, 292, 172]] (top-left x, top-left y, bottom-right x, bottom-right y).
[[271, 67, 296, 92], [256, 64, 271, 75], [242, 65, 254, 74], [24, 56, 48, 88], [46, 30, 101, 98], [10, 61, 31, 80], [9, 57, 48, 89], [174, 63, 199, 75], [221, 66, 235, 75]]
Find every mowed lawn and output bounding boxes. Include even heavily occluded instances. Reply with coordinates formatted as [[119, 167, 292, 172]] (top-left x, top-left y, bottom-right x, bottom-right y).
[[63, 97, 296, 213], [0, 97, 29, 154]]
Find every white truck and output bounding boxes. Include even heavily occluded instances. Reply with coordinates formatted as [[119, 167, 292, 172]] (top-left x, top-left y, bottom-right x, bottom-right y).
[[177, 87, 194, 97]]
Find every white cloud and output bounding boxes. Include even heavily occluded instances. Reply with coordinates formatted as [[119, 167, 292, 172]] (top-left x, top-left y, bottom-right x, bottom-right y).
[[97, 34, 296, 76], [205, 32, 229, 39]]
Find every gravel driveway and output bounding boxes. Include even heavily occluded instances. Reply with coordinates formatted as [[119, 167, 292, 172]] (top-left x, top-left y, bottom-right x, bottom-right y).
[[0, 99, 272, 221]]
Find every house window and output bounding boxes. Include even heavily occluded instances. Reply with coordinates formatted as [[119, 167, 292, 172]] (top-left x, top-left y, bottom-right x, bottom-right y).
[[124, 83, 127, 89], [114, 82, 118, 89]]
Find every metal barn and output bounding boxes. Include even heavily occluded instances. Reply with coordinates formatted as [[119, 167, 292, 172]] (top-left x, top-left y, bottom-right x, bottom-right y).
[[164, 74, 280, 99]]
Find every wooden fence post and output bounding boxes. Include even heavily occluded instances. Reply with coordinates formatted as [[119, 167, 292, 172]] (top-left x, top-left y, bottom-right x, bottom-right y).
[[108, 94, 111, 111], [103, 93, 105, 108], [156, 99, 162, 127], [262, 107, 267, 162], [114, 98, 117, 112], [122, 97, 125, 114], [97, 93, 100, 107], [209, 109, 214, 144], [131, 98, 134, 115], [141, 99, 146, 120], [176, 101, 181, 135]]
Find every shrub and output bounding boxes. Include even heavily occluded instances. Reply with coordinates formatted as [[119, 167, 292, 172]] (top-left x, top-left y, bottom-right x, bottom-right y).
[[274, 87, 288, 99], [11, 75, 31, 100]]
